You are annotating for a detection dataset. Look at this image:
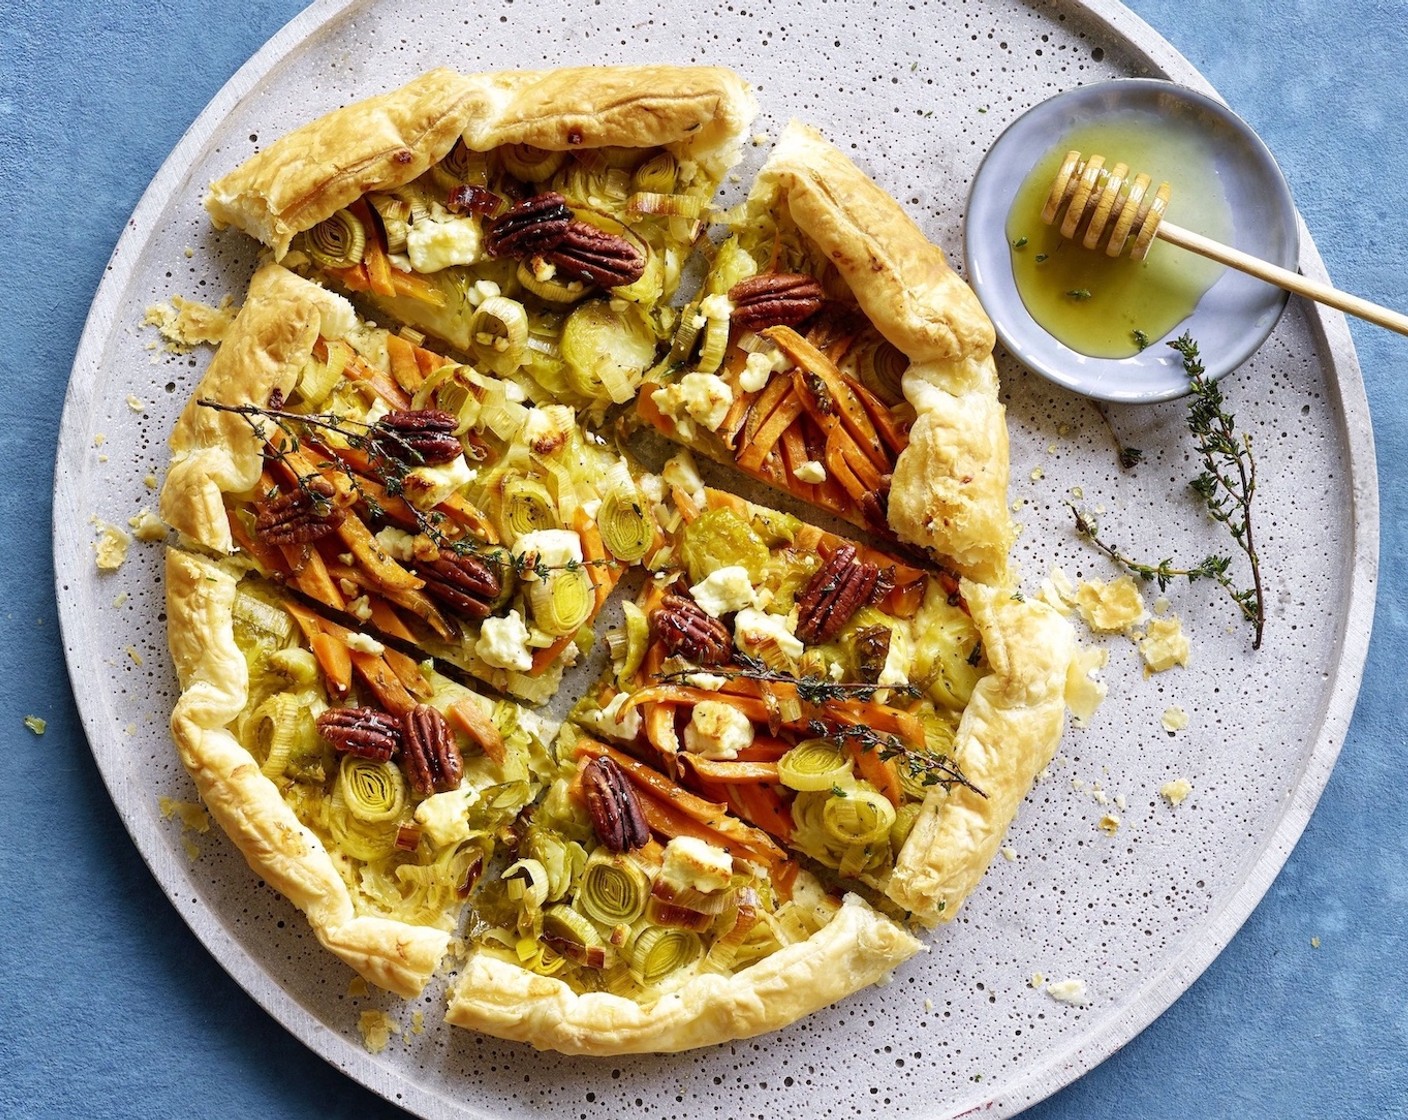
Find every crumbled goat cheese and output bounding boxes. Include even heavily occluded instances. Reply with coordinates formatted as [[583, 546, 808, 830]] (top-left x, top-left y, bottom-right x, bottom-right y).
[[733, 607, 804, 660], [475, 610, 534, 672], [684, 700, 754, 760], [794, 459, 827, 484], [406, 216, 482, 273], [1139, 616, 1190, 672], [690, 566, 757, 617], [1076, 575, 1146, 632], [1160, 778, 1193, 807], [660, 835, 734, 893]]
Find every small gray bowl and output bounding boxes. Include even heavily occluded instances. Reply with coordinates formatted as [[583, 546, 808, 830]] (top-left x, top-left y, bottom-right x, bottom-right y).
[[965, 79, 1299, 402]]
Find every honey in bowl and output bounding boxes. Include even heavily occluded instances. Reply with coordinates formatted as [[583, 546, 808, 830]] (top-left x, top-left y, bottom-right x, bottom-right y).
[[1004, 116, 1233, 358]]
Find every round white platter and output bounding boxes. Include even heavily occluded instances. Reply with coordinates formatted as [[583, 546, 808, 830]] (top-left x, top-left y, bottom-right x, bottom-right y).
[[53, 0, 1377, 1117]]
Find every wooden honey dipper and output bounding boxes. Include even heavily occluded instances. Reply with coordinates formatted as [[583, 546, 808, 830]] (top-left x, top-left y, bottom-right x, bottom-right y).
[[1043, 150, 1408, 336]]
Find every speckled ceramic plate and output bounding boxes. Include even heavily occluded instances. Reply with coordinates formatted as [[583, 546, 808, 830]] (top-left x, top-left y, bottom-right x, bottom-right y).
[[54, 1, 1377, 1117]]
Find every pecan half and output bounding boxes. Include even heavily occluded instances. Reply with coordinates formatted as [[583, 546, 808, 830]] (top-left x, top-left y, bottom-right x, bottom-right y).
[[544, 220, 647, 288], [729, 273, 826, 333], [484, 191, 573, 258], [795, 544, 880, 645], [651, 593, 733, 666], [414, 549, 503, 620], [372, 409, 463, 466], [316, 706, 402, 761], [254, 478, 345, 545], [401, 703, 463, 796], [581, 755, 650, 853]]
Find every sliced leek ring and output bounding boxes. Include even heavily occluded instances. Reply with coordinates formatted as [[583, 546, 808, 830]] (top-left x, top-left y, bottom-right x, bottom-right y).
[[368, 193, 412, 254], [616, 600, 649, 689], [631, 151, 678, 195], [528, 566, 595, 637], [469, 295, 529, 372], [777, 739, 853, 793], [578, 849, 650, 926], [626, 191, 705, 220], [542, 904, 609, 968], [249, 692, 300, 779], [500, 143, 567, 183], [336, 756, 408, 824], [627, 925, 702, 986], [597, 464, 653, 563], [500, 473, 557, 540], [305, 209, 367, 270], [821, 782, 896, 847], [517, 258, 589, 304]]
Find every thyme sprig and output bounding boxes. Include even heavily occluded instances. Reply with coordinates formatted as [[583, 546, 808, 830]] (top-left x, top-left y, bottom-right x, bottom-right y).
[[653, 655, 983, 796], [656, 653, 921, 705], [197, 399, 610, 580], [1069, 334, 1266, 649], [808, 721, 985, 798]]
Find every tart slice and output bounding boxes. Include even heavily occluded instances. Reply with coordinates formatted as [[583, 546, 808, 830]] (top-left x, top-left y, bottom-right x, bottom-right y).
[[166, 548, 556, 998], [162, 263, 663, 702], [572, 486, 1080, 923], [637, 121, 1013, 584], [205, 66, 755, 414]]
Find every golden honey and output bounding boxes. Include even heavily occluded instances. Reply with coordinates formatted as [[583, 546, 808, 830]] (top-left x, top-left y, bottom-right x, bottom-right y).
[[1005, 118, 1233, 358]]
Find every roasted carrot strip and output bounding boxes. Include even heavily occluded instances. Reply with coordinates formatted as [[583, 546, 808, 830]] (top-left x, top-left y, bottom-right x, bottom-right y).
[[281, 542, 346, 611], [439, 494, 501, 543], [778, 424, 814, 501], [348, 649, 417, 715], [225, 506, 287, 576], [740, 372, 792, 449], [622, 685, 771, 723], [327, 340, 412, 409], [380, 645, 433, 699], [733, 736, 792, 763], [737, 392, 806, 472], [447, 698, 506, 764], [367, 596, 417, 642], [766, 325, 888, 473], [334, 512, 422, 593], [348, 200, 398, 298], [851, 378, 911, 457], [671, 485, 701, 522], [727, 782, 795, 843], [309, 632, 352, 698], [644, 703, 680, 755], [846, 741, 903, 807], [415, 345, 449, 382], [388, 268, 446, 307], [679, 755, 781, 784], [635, 379, 675, 435]]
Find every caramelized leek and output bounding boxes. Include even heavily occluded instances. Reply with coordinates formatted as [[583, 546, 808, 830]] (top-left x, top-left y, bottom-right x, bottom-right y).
[[627, 925, 702, 986], [631, 152, 678, 194], [890, 801, 922, 851], [777, 739, 853, 793], [501, 474, 557, 540], [529, 567, 594, 637], [433, 140, 491, 190], [501, 143, 567, 183], [368, 193, 412, 254], [525, 827, 586, 903], [516, 260, 588, 304], [597, 464, 652, 562], [578, 849, 650, 926], [615, 600, 649, 689], [469, 296, 529, 372], [249, 692, 300, 779], [305, 209, 367, 270], [626, 191, 704, 220], [327, 783, 399, 862], [541, 904, 609, 968], [337, 756, 408, 824], [503, 857, 551, 911], [821, 782, 896, 847]]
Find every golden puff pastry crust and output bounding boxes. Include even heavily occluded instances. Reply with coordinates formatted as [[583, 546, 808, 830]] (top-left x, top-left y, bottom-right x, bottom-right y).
[[446, 893, 921, 1054], [887, 581, 1079, 925], [752, 121, 1014, 585], [165, 547, 449, 998], [205, 65, 756, 259], [159, 263, 354, 553]]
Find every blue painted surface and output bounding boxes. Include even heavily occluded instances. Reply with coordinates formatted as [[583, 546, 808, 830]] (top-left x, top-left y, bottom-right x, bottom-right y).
[[2, 2, 1404, 1117]]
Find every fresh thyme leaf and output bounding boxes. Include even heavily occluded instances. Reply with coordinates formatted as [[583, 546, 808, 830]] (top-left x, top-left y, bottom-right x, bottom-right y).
[[1035, 253, 1049, 263], [1132, 328, 1150, 350], [1066, 288, 1093, 301], [1012, 236, 1028, 250], [1068, 333, 1265, 648], [1094, 401, 1144, 471]]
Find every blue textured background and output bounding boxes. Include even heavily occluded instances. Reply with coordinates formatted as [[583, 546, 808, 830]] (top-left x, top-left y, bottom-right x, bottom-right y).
[[3, 2, 1404, 1117]]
